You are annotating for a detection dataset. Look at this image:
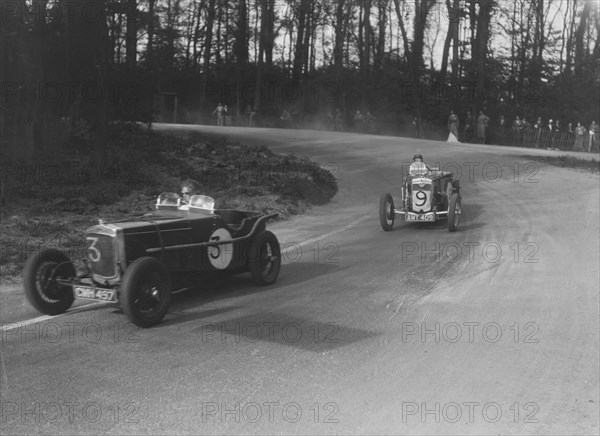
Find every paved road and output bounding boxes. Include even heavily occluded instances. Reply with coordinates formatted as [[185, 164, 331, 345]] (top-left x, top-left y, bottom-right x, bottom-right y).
[[1, 125, 598, 435]]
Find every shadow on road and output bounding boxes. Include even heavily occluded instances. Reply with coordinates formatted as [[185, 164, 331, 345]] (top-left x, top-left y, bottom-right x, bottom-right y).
[[186, 311, 380, 352]]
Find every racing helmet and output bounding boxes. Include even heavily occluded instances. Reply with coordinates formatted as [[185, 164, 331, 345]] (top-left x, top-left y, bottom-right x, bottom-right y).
[[413, 154, 423, 162]]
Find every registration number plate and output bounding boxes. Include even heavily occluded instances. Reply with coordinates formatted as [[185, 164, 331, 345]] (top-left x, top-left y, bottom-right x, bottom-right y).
[[406, 213, 435, 222], [73, 286, 116, 302]]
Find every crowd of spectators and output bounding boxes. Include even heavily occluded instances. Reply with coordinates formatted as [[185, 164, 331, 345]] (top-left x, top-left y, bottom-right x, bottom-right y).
[[448, 110, 599, 152], [208, 103, 599, 153]]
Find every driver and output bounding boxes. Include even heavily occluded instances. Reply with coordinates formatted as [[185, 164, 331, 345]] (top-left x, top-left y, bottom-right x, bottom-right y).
[[409, 154, 431, 176], [181, 181, 195, 203]]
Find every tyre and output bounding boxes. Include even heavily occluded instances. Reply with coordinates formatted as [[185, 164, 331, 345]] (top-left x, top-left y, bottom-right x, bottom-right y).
[[448, 193, 462, 232], [22, 249, 76, 315], [248, 231, 281, 285], [121, 257, 172, 328], [379, 193, 395, 231]]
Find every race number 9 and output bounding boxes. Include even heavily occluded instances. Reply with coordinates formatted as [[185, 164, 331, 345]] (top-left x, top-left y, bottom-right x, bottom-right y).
[[415, 191, 427, 207]]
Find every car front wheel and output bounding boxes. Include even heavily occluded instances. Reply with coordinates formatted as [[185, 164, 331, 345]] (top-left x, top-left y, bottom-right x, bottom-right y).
[[448, 193, 462, 232], [248, 231, 281, 285], [22, 249, 76, 315], [379, 193, 395, 231], [121, 257, 172, 328]]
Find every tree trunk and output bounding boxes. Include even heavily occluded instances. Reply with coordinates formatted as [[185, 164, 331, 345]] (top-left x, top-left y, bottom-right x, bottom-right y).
[[91, 0, 110, 166], [292, 0, 310, 81], [333, 0, 346, 71], [360, 0, 372, 108], [393, 0, 434, 138], [264, 0, 275, 67], [203, 0, 216, 77], [125, 0, 137, 69], [474, 0, 492, 108], [564, 0, 578, 76], [439, 0, 454, 83], [147, 0, 155, 70], [254, 0, 267, 112], [574, 0, 591, 77]]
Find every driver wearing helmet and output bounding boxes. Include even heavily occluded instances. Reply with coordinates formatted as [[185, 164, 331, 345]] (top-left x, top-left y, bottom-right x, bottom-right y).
[[409, 154, 431, 176]]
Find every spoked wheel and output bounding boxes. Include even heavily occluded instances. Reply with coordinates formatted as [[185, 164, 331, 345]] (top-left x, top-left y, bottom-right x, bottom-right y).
[[448, 193, 462, 232], [379, 193, 395, 231], [22, 249, 76, 315], [121, 257, 172, 328], [248, 231, 281, 285]]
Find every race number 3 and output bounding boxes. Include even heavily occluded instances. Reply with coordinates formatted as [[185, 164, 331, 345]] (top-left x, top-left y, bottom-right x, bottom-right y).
[[86, 237, 101, 262], [208, 228, 233, 269]]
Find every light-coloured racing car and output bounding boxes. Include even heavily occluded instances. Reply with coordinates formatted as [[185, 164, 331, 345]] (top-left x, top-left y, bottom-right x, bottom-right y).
[[379, 159, 462, 232]]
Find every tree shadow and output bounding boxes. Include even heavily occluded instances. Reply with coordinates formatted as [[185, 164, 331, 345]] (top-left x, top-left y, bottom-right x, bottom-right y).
[[184, 311, 380, 352]]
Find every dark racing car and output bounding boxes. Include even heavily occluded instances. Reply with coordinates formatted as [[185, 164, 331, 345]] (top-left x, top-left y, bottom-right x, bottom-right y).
[[22, 193, 281, 327]]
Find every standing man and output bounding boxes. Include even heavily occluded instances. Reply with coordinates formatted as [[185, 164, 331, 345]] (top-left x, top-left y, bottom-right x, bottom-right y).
[[589, 121, 599, 152], [212, 102, 224, 126], [533, 116, 543, 147], [512, 116, 524, 145], [463, 110, 474, 143], [476, 110, 490, 144]]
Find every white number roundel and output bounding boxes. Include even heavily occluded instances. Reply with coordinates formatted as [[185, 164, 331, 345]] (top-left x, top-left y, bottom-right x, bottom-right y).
[[208, 228, 233, 270]]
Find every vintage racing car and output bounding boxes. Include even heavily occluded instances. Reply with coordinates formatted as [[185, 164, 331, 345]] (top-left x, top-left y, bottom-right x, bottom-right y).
[[379, 162, 462, 232], [22, 193, 281, 327]]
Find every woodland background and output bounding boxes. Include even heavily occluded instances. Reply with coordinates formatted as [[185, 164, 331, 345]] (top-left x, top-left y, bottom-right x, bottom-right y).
[[1, 0, 599, 164]]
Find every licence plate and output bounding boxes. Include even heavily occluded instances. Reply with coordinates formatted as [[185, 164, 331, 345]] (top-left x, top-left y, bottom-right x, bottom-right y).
[[73, 286, 116, 302], [406, 213, 435, 222]]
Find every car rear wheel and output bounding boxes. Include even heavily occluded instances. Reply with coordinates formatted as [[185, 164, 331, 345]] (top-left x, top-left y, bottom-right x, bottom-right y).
[[379, 193, 395, 231], [248, 231, 281, 285], [121, 257, 172, 328], [22, 249, 76, 315], [448, 193, 462, 232]]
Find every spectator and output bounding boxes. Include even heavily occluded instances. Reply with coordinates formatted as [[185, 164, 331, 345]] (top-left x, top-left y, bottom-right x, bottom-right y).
[[412, 117, 418, 138], [574, 122, 587, 151], [212, 102, 224, 126], [334, 108, 344, 131], [533, 116, 543, 147], [544, 119, 554, 149], [324, 111, 334, 130], [512, 116, 524, 145], [447, 110, 459, 141], [353, 110, 364, 131], [554, 120, 562, 149], [364, 111, 376, 133], [223, 105, 232, 126], [589, 121, 599, 152], [566, 122, 575, 149], [280, 109, 292, 128], [476, 110, 490, 144], [463, 110, 474, 143], [522, 118, 533, 146], [498, 115, 507, 144]]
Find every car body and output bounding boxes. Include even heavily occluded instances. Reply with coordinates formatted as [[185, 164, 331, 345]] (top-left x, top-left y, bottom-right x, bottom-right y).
[[22, 193, 281, 327], [379, 164, 462, 232]]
